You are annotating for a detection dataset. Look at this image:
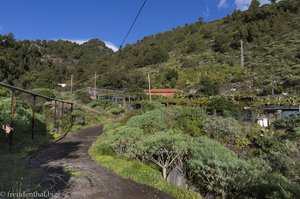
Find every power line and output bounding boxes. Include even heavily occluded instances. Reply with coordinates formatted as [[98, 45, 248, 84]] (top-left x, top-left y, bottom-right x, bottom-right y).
[[120, 0, 147, 49]]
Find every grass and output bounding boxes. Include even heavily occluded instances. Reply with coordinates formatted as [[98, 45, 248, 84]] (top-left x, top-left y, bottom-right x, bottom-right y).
[[0, 96, 110, 197], [0, 154, 45, 194], [64, 167, 84, 178], [89, 141, 202, 199]]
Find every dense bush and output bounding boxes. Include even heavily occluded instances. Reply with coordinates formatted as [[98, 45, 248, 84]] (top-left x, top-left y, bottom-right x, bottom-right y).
[[0, 88, 10, 97], [207, 96, 242, 118], [90, 101, 300, 198], [274, 114, 300, 134], [71, 109, 85, 125], [0, 98, 47, 140], [250, 173, 300, 199], [89, 99, 115, 110], [187, 136, 271, 198], [110, 107, 125, 115], [104, 126, 143, 157], [75, 90, 92, 104], [139, 101, 165, 111], [202, 116, 240, 141], [175, 107, 207, 137], [126, 108, 168, 133]]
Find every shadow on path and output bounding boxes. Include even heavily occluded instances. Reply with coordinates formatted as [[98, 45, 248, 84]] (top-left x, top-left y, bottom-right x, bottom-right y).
[[27, 125, 175, 199]]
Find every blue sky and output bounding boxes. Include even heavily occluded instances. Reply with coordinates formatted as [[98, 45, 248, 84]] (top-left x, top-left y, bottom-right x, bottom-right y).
[[0, 0, 270, 51]]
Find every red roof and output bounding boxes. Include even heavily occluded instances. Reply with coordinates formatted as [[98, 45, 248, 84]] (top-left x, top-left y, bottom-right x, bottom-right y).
[[149, 89, 181, 93], [145, 89, 181, 96]]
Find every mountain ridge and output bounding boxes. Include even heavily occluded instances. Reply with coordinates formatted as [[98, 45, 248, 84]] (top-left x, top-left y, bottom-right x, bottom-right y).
[[0, 0, 299, 95]]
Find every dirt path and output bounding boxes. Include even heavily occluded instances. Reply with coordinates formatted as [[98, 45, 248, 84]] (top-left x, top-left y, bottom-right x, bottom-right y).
[[28, 125, 175, 199]]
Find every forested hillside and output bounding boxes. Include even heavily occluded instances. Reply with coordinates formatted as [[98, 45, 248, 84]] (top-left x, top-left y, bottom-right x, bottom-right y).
[[0, 36, 113, 88], [1, 0, 299, 95]]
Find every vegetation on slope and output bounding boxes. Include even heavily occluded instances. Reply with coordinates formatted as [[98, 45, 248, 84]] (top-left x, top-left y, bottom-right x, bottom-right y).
[[90, 102, 300, 198], [0, 87, 117, 195], [1, 0, 299, 95]]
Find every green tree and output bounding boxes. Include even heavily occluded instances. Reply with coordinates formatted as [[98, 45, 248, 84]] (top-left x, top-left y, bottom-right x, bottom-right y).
[[165, 69, 179, 82], [213, 33, 231, 53], [135, 130, 189, 179], [249, 0, 260, 11]]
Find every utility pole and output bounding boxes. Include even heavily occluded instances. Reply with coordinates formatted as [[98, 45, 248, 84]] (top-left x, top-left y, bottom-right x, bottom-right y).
[[241, 39, 244, 69], [94, 72, 97, 99], [148, 73, 152, 102], [70, 75, 73, 93]]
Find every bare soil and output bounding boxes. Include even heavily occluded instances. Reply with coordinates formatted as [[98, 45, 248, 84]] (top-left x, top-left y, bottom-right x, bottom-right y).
[[28, 125, 175, 199]]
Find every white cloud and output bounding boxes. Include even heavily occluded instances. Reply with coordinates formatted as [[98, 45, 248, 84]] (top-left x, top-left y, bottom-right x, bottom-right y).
[[58, 39, 118, 52], [260, 0, 271, 4], [234, 0, 270, 11], [68, 39, 88, 45], [218, 0, 228, 8], [104, 41, 119, 52], [234, 0, 251, 11], [203, 4, 210, 17], [234, 0, 271, 11], [57, 39, 88, 44]]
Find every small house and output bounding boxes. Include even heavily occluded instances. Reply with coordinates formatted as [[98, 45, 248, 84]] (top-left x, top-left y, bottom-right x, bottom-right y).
[[257, 106, 300, 128]]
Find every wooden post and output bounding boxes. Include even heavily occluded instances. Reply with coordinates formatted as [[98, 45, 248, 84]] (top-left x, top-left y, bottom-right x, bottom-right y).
[[241, 39, 244, 69], [9, 90, 15, 148], [61, 102, 64, 119], [54, 100, 57, 130], [71, 75, 73, 93], [32, 95, 36, 139], [148, 73, 152, 102], [94, 72, 97, 98], [70, 103, 74, 127]]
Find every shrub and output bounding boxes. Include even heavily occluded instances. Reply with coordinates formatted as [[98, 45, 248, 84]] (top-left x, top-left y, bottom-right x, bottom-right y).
[[274, 115, 300, 130], [126, 108, 168, 133], [235, 135, 251, 149], [31, 88, 57, 98], [0, 88, 10, 97], [139, 101, 165, 111], [197, 76, 220, 96], [206, 96, 242, 118], [175, 107, 207, 137], [104, 126, 143, 157], [110, 107, 125, 115], [180, 58, 198, 68], [0, 98, 46, 138], [89, 99, 115, 110], [75, 90, 92, 104], [61, 112, 72, 133], [202, 116, 240, 141], [187, 136, 271, 198], [250, 173, 300, 199], [134, 130, 189, 179], [71, 109, 85, 125], [91, 143, 115, 156]]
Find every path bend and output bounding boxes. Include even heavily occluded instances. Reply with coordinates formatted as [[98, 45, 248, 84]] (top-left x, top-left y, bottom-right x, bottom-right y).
[[28, 125, 175, 199]]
